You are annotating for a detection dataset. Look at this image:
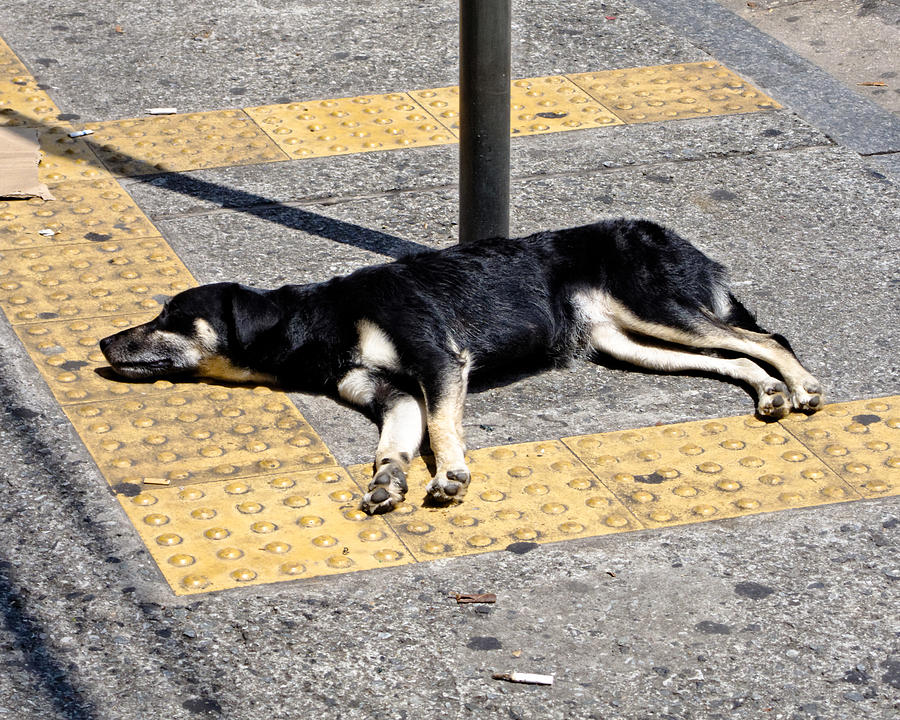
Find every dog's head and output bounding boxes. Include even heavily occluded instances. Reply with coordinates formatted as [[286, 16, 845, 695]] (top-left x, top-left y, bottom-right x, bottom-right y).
[[99, 282, 281, 382]]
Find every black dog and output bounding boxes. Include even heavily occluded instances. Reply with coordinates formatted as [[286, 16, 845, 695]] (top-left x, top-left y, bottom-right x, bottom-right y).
[[99, 219, 823, 514]]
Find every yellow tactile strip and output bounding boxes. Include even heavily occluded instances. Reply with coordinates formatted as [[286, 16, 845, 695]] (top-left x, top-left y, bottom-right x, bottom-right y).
[[0, 35, 341, 578], [84, 62, 773, 174], [409, 76, 624, 137], [568, 62, 779, 123], [245, 92, 457, 160], [84, 110, 290, 176], [66, 387, 335, 488], [3, 60, 780, 175], [0, 177, 159, 248], [0, 237, 194, 323], [781, 398, 899, 497], [119, 398, 898, 595], [564, 415, 858, 528], [349, 440, 637, 560], [118, 467, 411, 594]]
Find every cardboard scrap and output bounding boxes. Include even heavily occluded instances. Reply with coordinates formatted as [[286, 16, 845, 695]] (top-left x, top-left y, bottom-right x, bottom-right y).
[[0, 127, 54, 200]]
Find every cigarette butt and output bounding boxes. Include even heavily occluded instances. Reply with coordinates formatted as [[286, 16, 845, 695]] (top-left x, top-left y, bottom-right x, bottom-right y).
[[454, 593, 497, 604], [38, 229, 55, 237], [146, 108, 177, 115], [492, 671, 554, 686], [68, 129, 94, 138], [143, 477, 171, 486]]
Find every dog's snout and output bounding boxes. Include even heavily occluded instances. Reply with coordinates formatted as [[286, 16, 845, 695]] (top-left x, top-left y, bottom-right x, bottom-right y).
[[99, 335, 113, 354]]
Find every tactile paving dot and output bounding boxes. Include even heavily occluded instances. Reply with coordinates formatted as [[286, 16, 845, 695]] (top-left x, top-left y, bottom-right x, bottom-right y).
[[13, 313, 190, 404], [246, 92, 456, 159], [564, 415, 858, 528], [84, 110, 289, 176], [118, 467, 410, 594], [0, 177, 159, 248], [66, 386, 334, 487], [349, 440, 637, 560], [0, 237, 194, 323], [411, 76, 623, 136], [781, 396, 900, 498], [568, 62, 779, 124]]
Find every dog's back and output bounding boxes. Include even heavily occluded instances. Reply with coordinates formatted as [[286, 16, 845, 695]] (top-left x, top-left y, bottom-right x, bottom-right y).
[[320, 219, 732, 374]]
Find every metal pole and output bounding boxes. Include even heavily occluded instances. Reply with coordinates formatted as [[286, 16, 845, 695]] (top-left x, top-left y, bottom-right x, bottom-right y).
[[459, 0, 510, 244]]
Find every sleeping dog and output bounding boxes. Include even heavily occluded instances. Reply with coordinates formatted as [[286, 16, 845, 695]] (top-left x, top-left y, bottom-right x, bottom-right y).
[[99, 219, 823, 514]]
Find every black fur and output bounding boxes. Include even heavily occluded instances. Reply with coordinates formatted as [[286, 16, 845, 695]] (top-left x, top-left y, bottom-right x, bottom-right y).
[[187, 220, 731, 392]]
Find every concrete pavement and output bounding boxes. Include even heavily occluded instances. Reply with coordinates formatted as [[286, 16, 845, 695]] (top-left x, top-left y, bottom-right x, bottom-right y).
[[0, 1, 898, 718]]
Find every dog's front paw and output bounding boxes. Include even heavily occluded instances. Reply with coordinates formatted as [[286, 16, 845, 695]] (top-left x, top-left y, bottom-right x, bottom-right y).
[[425, 467, 471, 504], [791, 380, 824, 413], [360, 461, 408, 515], [756, 380, 790, 420]]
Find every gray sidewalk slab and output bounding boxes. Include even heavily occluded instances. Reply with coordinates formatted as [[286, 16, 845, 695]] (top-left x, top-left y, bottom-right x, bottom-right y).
[[1, 0, 702, 122], [0, 1, 899, 719]]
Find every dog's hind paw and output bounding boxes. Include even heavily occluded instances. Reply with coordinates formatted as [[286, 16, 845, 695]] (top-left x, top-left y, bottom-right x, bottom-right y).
[[360, 462, 408, 515], [791, 380, 824, 413], [426, 467, 471, 504], [756, 380, 790, 420]]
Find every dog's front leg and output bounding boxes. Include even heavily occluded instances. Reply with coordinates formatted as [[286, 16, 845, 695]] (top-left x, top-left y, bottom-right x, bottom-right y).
[[421, 350, 472, 504], [360, 392, 426, 514]]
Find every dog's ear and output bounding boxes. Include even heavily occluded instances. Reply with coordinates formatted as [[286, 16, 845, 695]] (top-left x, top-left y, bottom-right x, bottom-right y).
[[229, 285, 282, 346]]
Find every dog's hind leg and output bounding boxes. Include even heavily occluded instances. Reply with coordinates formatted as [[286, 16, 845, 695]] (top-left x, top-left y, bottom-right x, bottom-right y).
[[716, 294, 823, 412], [718, 326, 823, 412], [605, 296, 823, 414], [420, 349, 473, 505], [590, 323, 792, 419]]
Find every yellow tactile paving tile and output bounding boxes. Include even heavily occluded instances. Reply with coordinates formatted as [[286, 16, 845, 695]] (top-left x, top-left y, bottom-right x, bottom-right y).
[[410, 76, 624, 137], [35, 126, 110, 185], [568, 61, 779, 124], [83, 110, 290, 176], [246, 92, 456, 159], [14, 313, 178, 404], [0, 177, 159, 248], [781, 397, 899, 498], [118, 467, 412, 595], [349, 440, 639, 561], [0, 36, 60, 126], [0, 237, 193, 324], [66, 386, 335, 488], [564, 415, 859, 528], [0, 75, 60, 127], [0, 37, 28, 79]]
